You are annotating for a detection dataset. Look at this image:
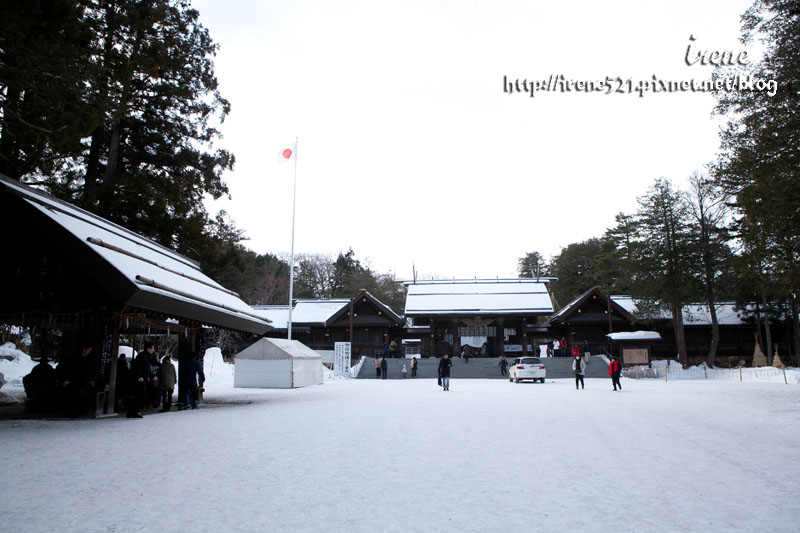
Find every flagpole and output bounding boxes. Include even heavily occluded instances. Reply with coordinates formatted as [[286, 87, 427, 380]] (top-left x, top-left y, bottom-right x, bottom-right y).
[[287, 137, 298, 341]]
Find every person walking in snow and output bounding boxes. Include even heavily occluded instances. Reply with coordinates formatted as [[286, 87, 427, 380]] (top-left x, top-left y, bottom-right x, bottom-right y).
[[498, 356, 508, 376], [573, 355, 585, 390], [410, 357, 417, 378], [609, 356, 622, 391], [381, 356, 388, 379], [158, 354, 177, 412], [401, 363, 407, 379], [375, 357, 382, 379], [438, 354, 452, 391]]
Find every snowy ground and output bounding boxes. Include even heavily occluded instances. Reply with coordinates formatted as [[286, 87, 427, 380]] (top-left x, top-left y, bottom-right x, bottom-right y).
[[1, 373, 799, 532]]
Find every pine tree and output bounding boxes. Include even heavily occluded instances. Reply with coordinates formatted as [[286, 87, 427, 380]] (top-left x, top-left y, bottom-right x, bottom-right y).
[[714, 0, 800, 362]]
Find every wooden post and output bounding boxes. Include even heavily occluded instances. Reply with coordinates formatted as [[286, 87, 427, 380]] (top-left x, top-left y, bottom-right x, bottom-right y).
[[521, 320, 528, 356], [495, 320, 504, 358], [431, 321, 437, 359], [783, 367, 787, 384], [704, 365, 707, 379], [349, 298, 354, 346], [452, 320, 460, 357], [106, 315, 121, 415], [665, 364, 668, 382], [739, 367, 743, 381]]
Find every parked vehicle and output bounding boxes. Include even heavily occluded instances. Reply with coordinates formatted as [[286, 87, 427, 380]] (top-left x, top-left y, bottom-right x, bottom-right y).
[[509, 357, 546, 383]]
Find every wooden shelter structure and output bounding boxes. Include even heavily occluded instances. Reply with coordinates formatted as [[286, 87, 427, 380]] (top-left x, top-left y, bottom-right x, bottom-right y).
[[0, 174, 271, 416], [401, 279, 556, 357]]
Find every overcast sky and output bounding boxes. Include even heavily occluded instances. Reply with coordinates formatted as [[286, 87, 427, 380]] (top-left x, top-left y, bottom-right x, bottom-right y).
[[192, 0, 754, 280]]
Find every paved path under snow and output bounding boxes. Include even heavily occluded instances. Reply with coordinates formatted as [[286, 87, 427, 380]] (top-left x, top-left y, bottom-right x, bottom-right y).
[[1, 378, 799, 532]]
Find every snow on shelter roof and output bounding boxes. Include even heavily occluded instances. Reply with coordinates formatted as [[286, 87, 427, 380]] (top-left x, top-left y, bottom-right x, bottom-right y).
[[607, 331, 662, 341], [251, 300, 350, 328], [0, 175, 270, 334], [402, 279, 554, 315], [237, 337, 322, 360]]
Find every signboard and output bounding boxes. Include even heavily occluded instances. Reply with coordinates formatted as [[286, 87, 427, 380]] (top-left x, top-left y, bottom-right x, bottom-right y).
[[334, 342, 351, 376], [623, 348, 649, 365]]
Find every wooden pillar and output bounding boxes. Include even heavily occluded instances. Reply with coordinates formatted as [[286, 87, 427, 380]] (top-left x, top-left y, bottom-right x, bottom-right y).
[[177, 323, 200, 403], [431, 320, 437, 358], [105, 315, 121, 416], [349, 298, 354, 346], [521, 320, 528, 355], [452, 319, 461, 357], [495, 320, 504, 358]]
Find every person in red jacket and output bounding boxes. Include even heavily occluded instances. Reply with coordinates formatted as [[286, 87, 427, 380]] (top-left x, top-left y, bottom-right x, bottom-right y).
[[609, 356, 622, 391]]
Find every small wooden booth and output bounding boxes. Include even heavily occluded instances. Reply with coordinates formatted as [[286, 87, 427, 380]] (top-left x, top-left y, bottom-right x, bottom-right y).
[[606, 331, 662, 366]]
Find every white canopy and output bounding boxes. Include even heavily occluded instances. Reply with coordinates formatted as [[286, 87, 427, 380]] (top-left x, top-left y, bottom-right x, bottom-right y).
[[234, 338, 323, 388]]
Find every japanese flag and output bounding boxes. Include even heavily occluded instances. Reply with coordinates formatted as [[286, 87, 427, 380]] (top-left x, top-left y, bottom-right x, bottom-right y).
[[277, 142, 297, 164]]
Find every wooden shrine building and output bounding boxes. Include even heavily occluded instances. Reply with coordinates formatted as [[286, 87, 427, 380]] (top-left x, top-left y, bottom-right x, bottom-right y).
[[252, 290, 405, 358], [0, 175, 271, 415], [542, 287, 637, 355], [401, 279, 556, 357]]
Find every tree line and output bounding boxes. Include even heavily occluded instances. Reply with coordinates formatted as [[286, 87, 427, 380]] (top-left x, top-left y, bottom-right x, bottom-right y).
[[518, 0, 799, 367], [0, 0, 406, 314]]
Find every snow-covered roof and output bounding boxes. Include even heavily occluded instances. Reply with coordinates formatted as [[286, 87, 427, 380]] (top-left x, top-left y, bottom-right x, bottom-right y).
[[610, 297, 747, 326], [1, 175, 270, 334], [402, 279, 554, 315], [237, 337, 322, 360], [606, 331, 662, 341], [251, 300, 350, 328]]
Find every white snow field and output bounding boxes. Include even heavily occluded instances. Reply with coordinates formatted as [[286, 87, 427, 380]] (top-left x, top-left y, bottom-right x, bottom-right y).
[[1, 376, 799, 532]]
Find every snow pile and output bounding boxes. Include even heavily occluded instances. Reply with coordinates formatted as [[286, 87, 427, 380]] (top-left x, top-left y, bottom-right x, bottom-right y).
[[202, 347, 234, 388], [626, 362, 799, 384], [0, 344, 35, 386], [650, 359, 682, 369]]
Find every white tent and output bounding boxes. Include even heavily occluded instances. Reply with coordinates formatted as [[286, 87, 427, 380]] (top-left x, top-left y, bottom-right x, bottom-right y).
[[234, 338, 323, 389]]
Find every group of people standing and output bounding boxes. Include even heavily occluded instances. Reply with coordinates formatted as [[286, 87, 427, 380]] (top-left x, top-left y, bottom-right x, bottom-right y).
[[120, 343, 205, 418], [571, 353, 623, 391], [375, 355, 419, 379], [22, 343, 98, 417], [22, 340, 206, 419]]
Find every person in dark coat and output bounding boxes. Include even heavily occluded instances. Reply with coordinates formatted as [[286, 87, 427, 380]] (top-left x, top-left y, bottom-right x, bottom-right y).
[[583, 340, 591, 357], [572, 355, 585, 390], [127, 343, 154, 418], [609, 356, 622, 391], [146, 349, 162, 409], [23, 356, 57, 412], [389, 340, 398, 358], [115, 354, 130, 412], [56, 344, 98, 417], [158, 354, 177, 412], [180, 352, 205, 409], [381, 356, 388, 379], [438, 354, 452, 391], [498, 356, 508, 376], [410, 357, 417, 378]]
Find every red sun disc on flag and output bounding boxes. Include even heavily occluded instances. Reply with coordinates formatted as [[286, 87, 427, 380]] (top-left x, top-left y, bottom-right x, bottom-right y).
[[282, 148, 293, 159]]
